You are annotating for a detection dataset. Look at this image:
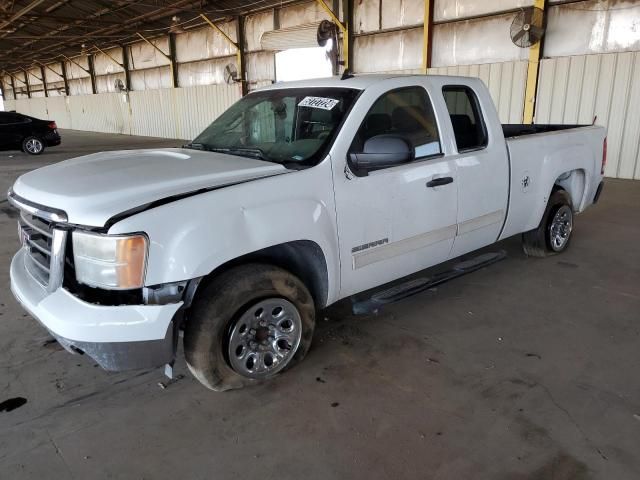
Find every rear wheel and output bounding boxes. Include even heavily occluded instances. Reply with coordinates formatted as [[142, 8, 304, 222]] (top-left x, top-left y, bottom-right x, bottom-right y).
[[522, 189, 574, 257], [184, 263, 315, 391], [22, 136, 45, 155]]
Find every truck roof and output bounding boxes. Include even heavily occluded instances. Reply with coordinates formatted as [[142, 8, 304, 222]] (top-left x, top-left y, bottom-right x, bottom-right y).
[[255, 74, 476, 92]]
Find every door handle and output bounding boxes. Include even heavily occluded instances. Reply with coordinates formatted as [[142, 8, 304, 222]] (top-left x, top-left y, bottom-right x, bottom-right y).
[[426, 177, 454, 188]]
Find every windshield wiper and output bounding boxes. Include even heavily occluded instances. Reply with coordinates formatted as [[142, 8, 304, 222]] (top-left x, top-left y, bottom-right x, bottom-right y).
[[182, 142, 206, 150], [184, 144, 289, 167], [208, 147, 269, 162]]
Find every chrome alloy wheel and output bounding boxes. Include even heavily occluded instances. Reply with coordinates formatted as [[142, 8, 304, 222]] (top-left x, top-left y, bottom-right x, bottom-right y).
[[25, 138, 43, 154], [549, 204, 573, 251], [227, 298, 302, 379]]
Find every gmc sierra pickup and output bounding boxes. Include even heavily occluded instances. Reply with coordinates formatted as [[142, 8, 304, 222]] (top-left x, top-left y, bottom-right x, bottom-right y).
[[8, 75, 606, 391]]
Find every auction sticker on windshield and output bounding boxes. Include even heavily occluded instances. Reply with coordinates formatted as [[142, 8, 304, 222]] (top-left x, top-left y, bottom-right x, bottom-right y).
[[298, 96, 340, 110]]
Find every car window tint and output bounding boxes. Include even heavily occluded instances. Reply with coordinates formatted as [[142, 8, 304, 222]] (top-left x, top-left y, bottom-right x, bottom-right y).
[[0, 113, 21, 124], [442, 86, 488, 151], [352, 86, 441, 160], [5, 113, 25, 124]]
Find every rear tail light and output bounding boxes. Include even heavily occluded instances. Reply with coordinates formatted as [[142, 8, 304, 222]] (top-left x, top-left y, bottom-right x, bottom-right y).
[[48, 121, 57, 130], [601, 137, 607, 175]]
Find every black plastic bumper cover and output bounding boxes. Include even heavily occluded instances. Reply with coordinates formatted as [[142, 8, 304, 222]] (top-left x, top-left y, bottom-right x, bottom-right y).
[[593, 181, 604, 204]]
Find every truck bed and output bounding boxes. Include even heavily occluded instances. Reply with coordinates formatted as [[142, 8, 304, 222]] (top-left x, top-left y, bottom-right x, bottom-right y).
[[499, 124, 606, 241], [502, 124, 589, 138]]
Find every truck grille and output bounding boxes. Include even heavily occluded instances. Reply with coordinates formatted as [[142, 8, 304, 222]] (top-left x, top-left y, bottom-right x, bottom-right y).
[[18, 211, 67, 291]]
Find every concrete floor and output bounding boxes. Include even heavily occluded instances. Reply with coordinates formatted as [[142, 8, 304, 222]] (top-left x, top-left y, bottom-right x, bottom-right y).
[[0, 130, 638, 479]]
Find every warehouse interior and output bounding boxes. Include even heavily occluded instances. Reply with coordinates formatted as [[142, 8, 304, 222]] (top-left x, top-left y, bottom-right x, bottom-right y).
[[0, 0, 639, 479], [1, 0, 639, 178]]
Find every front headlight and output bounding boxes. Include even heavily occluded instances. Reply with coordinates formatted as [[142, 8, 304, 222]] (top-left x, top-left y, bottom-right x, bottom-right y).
[[72, 231, 148, 290]]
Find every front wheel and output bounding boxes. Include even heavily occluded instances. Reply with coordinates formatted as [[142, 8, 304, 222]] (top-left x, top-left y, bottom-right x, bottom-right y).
[[522, 189, 574, 257], [184, 264, 316, 391], [22, 136, 45, 155]]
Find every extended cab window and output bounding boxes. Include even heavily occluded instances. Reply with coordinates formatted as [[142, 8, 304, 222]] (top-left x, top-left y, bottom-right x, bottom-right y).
[[351, 86, 441, 161], [442, 86, 487, 152]]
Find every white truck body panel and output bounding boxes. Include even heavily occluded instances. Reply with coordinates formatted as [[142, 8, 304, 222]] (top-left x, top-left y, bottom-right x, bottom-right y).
[[109, 157, 343, 305], [8, 74, 606, 370], [12, 149, 287, 226], [428, 76, 510, 260], [328, 76, 459, 296], [11, 249, 181, 343], [500, 125, 605, 239]]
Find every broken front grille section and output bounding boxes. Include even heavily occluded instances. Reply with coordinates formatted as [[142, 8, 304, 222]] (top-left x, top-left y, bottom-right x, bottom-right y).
[[18, 211, 67, 291]]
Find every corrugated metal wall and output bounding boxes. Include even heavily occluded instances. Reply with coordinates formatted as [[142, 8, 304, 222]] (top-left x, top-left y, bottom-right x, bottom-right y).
[[536, 51, 640, 180], [428, 61, 528, 124], [5, 84, 241, 140], [128, 84, 241, 139], [2, 0, 638, 180]]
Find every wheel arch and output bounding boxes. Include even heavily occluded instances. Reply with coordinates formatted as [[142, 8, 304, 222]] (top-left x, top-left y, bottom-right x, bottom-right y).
[[554, 168, 585, 211], [196, 240, 330, 309]]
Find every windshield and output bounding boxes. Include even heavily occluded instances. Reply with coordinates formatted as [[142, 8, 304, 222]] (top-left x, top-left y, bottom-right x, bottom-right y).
[[189, 87, 359, 168]]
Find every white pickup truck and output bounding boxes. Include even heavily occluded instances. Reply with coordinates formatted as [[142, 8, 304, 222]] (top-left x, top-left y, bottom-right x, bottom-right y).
[[9, 75, 606, 391]]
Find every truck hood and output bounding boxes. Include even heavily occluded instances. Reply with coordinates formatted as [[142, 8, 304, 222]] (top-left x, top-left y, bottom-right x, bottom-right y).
[[12, 148, 288, 227]]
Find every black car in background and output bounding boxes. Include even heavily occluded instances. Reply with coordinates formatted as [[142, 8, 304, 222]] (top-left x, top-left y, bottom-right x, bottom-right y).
[[0, 111, 61, 155]]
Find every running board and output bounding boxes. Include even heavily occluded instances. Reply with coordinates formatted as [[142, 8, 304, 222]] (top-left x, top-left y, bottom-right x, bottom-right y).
[[351, 250, 507, 315]]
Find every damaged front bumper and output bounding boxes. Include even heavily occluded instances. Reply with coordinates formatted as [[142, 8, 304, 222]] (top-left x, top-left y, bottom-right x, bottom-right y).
[[10, 248, 183, 371]]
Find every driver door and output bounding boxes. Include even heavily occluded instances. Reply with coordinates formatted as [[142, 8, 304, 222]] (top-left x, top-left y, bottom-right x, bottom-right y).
[[331, 83, 459, 298]]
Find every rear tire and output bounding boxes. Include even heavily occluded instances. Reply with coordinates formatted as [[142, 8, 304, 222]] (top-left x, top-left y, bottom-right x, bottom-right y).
[[184, 263, 315, 391], [22, 136, 45, 155], [522, 189, 574, 257]]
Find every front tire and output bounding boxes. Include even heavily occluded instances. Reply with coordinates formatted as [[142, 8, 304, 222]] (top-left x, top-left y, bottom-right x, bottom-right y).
[[522, 189, 574, 257], [184, 264, 316, 391], [22, 136, 45, 155]]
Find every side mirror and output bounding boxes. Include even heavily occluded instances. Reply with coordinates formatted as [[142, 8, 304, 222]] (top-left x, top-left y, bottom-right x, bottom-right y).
[[349, 134, 413, 172]]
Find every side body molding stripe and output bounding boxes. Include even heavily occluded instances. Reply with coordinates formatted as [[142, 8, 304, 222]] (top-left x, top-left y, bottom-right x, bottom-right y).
[[457, 210, 504, 235], [351, 210, 504, 270], [352, 225, 457, 269]]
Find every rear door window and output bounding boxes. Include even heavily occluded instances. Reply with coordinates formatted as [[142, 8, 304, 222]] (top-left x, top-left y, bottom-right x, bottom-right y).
[[442, 86, 487, 152]]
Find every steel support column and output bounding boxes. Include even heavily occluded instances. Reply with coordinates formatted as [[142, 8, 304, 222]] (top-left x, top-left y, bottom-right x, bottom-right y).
[[23, 70, 31, 98], [87, 54, 98, 94], [346, 0, 353, 71], [422, 0, 433, 73], [25, 66, 48, 97], [40, 65, 48, 97], [200, 14, 245, 94], [60, 61, 70, 96], [523, 0, 547, 124], [38, 62, 63, 96], [168, 33, 179, 88], [316, 0, 350, 71], [9, 74, 16, 100], [122, 46, 132, 91], [136, 32, 176, 88], [0, 77, 5, 101], [92, 45, 124, 70], [236, 16, 247, 96]]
